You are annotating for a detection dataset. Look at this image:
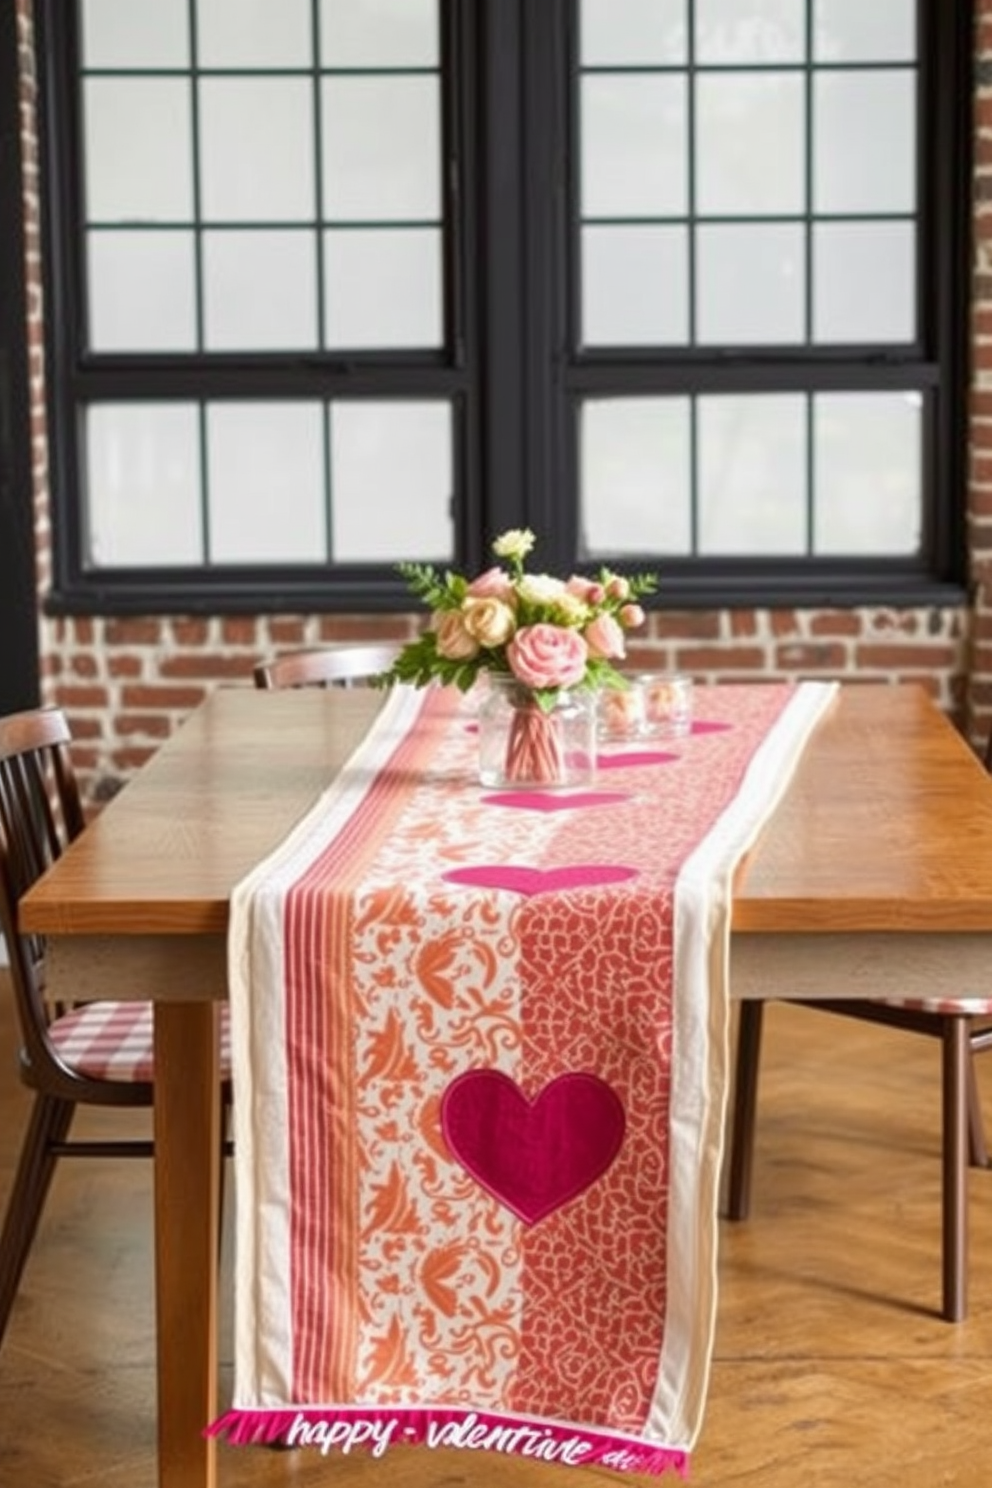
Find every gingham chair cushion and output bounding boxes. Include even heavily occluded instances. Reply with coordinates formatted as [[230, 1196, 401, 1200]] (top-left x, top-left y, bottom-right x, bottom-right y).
[[880, 996, 992, 1017], [49, 1001, 232, 1083]]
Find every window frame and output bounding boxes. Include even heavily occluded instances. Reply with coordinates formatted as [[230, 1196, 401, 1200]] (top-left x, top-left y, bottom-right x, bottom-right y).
[[35, 0, 972, 615]]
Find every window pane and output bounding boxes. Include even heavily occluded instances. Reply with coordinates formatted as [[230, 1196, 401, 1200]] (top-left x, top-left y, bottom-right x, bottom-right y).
[[814, 392, 921, 554], [580, 0, 687, 65], [581, 226, 688, 346], [321, 77, 440, 221], [323, 229, 442, 349], [580, 398, 692, 556], [329, 402, 452, 561], [203, 231, 318, 350], [86, 404, 202, 566], [695, 0, 805, 63], [695, 72, 805, 216], [581, 75, 687, 218], [88, 231, 197, 351], [698, 395, 807, 554], [814, 71, 915, 214], [84, 79, 193, 222], [320, 0, 438, 68], [199, 79, 316, 222], [81, 0, 189, 68], [813, 221, 915, 343], [696, 224, 805, 344], [813, 0, 916, 63], [207, 404, 326, 563], [197, 0, 313, 68]]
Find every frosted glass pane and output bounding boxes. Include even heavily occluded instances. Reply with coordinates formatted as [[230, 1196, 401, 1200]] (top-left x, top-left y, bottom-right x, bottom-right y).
[[580, 398, 692, 555], [197, 0, 312, 67], [580, 0, 687, 65], [199, 80, 315, 222], [698, 396, 807, 554], [203, 231, 318, 350], [207, 404, 326, 563], [814, 0, 916, 62], [329, 402, 452, 561], [320, 0, 438, 67], [86, 404, 202, 567], [814, 393, 921, 554], [695, 73, 805, 215], [696, 224, 805, 344], [81, 0, 188, 67], [814, 71, 915, 213], [581, 76, 687, 218], [582, 226, 688, 346], [321, 78, 440, 221], [88, 231, 196, 352], [696, 0, 805, 63], [324, 229, 442, 349], [813, 222, 915, 343], [84, 80, 192, 222]]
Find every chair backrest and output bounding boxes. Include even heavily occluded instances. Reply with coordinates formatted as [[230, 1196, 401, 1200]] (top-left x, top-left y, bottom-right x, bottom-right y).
[[253, 643, 402, 690], [0, 707, 89, 1092]]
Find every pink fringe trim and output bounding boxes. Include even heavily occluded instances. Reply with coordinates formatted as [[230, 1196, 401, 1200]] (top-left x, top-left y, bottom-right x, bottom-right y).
[[206, 1406, 690, 1477]]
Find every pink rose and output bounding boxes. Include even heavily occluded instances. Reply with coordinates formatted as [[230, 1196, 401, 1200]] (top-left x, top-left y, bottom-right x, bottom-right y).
[[466, 566, 514, 601], [566, 576, 605, 605], [619, 602, 646, 630], [506, 623, 588, 690], [433, 609, 480, 661], [583, 613, 626, 660], [606, 575, 630, 601]]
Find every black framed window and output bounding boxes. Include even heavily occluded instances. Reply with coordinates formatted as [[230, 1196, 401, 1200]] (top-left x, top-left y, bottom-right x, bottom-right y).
[[36, 0, 971, 613]]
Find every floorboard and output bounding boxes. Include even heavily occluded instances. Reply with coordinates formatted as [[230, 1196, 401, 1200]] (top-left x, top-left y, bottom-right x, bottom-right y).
[[2, 980, 991, 1485]]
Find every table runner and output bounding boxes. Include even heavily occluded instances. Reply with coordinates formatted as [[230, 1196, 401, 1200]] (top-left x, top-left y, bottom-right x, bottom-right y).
[[211, 680, 836, 1473]]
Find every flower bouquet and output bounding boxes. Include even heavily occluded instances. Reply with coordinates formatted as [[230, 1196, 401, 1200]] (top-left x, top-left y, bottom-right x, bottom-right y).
[[376, 530, 656, 787]]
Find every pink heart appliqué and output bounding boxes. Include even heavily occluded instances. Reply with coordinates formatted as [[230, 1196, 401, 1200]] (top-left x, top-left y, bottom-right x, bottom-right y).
[[481, 790, 629, 812], [443, 864, 638, 896], [597, 750, 678, 769], [441, 1069, 626, 1225]]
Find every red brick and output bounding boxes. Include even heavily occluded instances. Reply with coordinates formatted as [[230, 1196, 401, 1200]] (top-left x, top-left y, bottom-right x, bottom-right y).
[[854, 644, 958, 669], [53, 684, 110, 708], [107, 655, 143, 678], [268, 618, 308, 644], [729, 611, 759, 637], [769, 610, 801, 637], [775, 643, 847, 669], [221, 617, 259, 645], [169, 618, 209, 646], [809, 611, 863, 637], [159, 655, 256, 680], [121, 684, 207, 710], [649, 611, 721, 641], [674, 646, 768, 670], [104, 618, 163, 646], [115, 714, 173, 739]]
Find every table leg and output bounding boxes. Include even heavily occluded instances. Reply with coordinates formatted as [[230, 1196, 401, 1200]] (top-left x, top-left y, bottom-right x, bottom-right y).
[[154, 1002, 220, 1488]]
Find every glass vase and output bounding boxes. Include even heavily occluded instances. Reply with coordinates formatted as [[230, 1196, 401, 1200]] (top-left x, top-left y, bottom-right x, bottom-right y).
[[477, 676, 597, 790]]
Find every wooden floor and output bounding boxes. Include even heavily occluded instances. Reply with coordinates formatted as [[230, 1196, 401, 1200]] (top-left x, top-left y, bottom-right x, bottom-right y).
[[2, 979, 992, 1486]]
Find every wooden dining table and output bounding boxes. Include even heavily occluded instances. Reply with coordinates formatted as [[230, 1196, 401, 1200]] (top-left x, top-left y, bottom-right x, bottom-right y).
[[16, 680, 992, 1488]]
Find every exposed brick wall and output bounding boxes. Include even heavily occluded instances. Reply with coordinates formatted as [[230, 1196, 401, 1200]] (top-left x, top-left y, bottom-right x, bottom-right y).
[[14, 1, 987, 803]]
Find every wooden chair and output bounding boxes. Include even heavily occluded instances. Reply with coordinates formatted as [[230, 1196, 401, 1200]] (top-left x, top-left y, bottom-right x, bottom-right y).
[[253, 642, 401, 691], [0, 706, 231, 1349], [726, 732, 992, 1322]]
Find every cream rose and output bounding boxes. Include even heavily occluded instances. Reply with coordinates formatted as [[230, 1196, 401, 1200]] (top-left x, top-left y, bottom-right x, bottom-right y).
[[491, 528, 536, 563], [462, 596, 516, 648], [506, 623, 588, 690], [516, 573, 567, 607], [433, 609, 480, 660]]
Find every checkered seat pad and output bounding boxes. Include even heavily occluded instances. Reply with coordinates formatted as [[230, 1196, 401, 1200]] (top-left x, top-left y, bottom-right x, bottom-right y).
[[49, 1001, 232, 1083], [879, 997, 992, 1017]]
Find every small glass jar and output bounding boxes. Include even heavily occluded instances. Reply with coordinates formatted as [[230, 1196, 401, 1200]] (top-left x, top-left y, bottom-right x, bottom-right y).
[[478, 676, 597, 789], [638, 673, 694, 738]]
